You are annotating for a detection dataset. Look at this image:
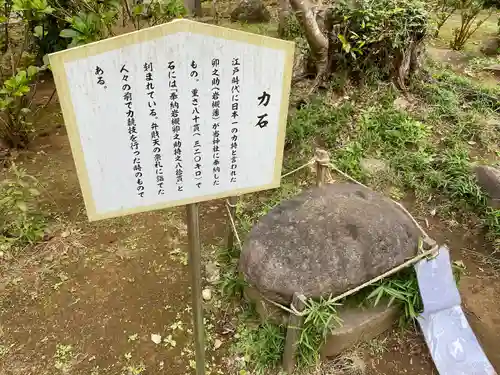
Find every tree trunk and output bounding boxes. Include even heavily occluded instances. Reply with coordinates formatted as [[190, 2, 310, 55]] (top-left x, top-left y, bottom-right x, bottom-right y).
[[2, 19, 8, 53], [289, 0, 328, 74], [184, 0, 201, 16]]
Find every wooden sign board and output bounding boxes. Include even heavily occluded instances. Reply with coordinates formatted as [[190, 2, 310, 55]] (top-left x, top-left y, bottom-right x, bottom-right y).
[[49, 19, 294, 221]]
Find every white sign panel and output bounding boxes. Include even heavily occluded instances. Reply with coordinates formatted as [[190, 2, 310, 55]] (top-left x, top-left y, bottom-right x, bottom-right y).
[[50, 20, 294, 220]]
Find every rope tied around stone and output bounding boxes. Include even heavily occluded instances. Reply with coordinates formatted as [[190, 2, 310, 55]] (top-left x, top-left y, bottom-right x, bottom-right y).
[[280, 158, 316, 179], [223, 152, 439, 316]]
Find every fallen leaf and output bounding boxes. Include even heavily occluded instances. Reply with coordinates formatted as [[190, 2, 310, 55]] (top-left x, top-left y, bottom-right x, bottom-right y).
[[151, 334, 162, 345], [128, 333, 138, 342], [214, 339, 222, 350], [202, 289, 212, 301]]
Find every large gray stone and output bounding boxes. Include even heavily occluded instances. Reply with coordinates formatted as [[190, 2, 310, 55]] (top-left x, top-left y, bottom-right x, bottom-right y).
[[240, 183, 420, 304], [481, 38, 500, 56], [230, 0, 271, 23], [475, 165, 500, 209]]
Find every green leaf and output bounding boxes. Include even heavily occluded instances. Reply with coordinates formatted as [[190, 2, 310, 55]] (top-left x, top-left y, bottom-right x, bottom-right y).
[[27, 65, 39, 78], [43, 5, 54, 13], [16, 70, 27, 83], [29, 188, 40, 196], [337, 33, 351, 53], [16, 201, 27, 212], [132, 3, 144, 15], [18, 85, 31, 95], [33, 25, 47, 38], [0, 97, 13, 109], [60, 29, 80, 38]]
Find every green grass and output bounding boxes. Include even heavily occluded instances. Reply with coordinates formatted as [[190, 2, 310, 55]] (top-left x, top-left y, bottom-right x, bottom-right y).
[[234, 321, 286, 374], [287, 99, 355, 148], [366, 269, 422, 327], [298, 298, 343, 367], [284, 64, 500, 241], [469, 55, 500, 72]]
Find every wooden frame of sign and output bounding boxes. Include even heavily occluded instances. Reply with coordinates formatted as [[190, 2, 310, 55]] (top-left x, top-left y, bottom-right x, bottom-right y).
[[49, 19, 294, 222]]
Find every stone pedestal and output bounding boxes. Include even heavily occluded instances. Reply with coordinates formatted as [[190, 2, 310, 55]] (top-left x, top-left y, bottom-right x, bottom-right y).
[[245, 286, 400, 356], [322, 303, 399, 357]]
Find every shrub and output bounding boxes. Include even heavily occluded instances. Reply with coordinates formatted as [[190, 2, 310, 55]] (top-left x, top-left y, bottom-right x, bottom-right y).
[[327, 0, 430, 83], [0, 0, 185, 149], [0, 65, 46, 148], [483, 0, 500, 6], [59, 0, 120, 47], [0, 165, 46, 249], [0, 0, 55, 149], [450, 0, 496, 50], [280, 13, 302, 40], [133, 0, 186, 28], [433, 0, 460, 37]]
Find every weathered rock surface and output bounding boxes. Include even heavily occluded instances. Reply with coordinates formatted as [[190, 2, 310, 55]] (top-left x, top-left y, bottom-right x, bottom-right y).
[[481, 38, 500, 56], [475, 165, 500, 209], [230, 0, 270, 23], [483, 64, 500, 73], [240, 183, 420, 304], [483, 64, 500, 77]]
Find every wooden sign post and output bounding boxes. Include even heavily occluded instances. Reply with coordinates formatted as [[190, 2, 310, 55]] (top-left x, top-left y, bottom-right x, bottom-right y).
[[49, 19, 294, 374]]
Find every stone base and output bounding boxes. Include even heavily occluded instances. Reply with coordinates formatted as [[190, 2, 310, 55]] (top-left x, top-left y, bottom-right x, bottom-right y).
[[244, 286, 400, 356], [322, 303, 400, 357]]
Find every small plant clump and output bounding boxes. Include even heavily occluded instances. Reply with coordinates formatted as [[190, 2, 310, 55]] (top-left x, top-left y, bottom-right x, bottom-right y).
[[0, 165, 46, 249], [432, 0, 459, 37], [450, 0, 496, 50], [328, 0, 429, 84], [235, 321, 286, 374], [0, 65, 46, 148]]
